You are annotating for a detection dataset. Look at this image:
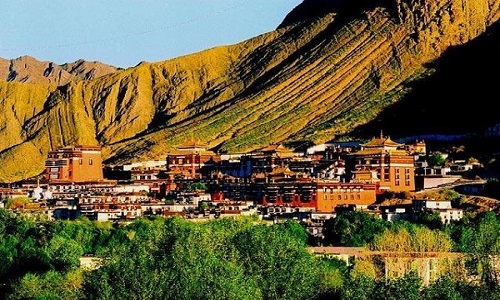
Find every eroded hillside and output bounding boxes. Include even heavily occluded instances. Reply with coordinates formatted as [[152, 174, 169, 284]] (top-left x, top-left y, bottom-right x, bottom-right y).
[[0, 56, 119, 85], [1, 0, 500, 182]]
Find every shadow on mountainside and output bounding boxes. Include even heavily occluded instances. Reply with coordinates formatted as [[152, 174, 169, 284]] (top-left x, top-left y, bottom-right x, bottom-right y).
[[279, 0, 398, 28], [344, 19, 500, 142]]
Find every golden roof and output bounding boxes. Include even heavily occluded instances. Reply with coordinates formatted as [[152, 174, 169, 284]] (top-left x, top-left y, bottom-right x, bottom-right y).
[[354, 149, 385, 156], [252, 143, 296, 158], [353, 148, 409, 156], [253, 173, 266, 179], [178, 138, 208, 150], [269, 166, 295, 176], [388, 149, 411, 156], [258, 143, 294, 153], [361, 136, 402, 148], [168, 150, 217, 156], [51, 145, 102, 153], [168, 138, 217, 156]]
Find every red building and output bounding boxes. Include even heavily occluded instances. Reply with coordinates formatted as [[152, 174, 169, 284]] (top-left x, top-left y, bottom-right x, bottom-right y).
[[45, 145, 104, 182], [166, 140, 220, 179], [259, 180, 377, 212], [349, 135, 416, 193], [244, 143, 297, 174], [315, 181, 377, 212]]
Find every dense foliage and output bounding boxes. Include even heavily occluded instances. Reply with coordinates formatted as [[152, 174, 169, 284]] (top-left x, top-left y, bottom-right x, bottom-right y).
[[0, 209, 498, 299]]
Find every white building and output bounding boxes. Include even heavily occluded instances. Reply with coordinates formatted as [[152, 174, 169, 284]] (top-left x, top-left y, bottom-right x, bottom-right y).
[[119, 160, 166, 171], [412, 199, 463, 224], [111, 184, 150, 193]]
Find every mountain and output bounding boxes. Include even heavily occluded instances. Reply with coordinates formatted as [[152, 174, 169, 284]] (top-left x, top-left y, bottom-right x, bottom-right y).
[[0, 56, 119, 85], [1, 0, 500, 183]]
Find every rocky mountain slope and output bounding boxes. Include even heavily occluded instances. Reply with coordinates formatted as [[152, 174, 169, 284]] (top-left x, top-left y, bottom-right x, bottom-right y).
[[1, 0, 500, 183], [0, 56, 119, 85]]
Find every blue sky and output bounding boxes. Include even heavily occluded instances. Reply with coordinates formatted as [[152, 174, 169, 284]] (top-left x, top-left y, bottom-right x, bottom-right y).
[[0, 0, 302, 68]]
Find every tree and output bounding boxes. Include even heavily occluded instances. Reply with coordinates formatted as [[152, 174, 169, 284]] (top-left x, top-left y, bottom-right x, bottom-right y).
[[457, 211, 500, 287], [233, 223, 327, 300], [427, 151, 446, 167], [84, 242, 165, 300], [323, 211, 390, 246], [83, 218, 168, 300], [0, 209, 18, 235], [198, 201, 209, 212], [340, 274, 375, 300], [8, 270, 84, 300], [45, 236, 83, 271], [316, 257, 349, 298], [187, 182, 207, 191], [372, 271, 421, 300], [51, 219, 100, 254], [416, 211, 443, 229], [456, 281, 500, 300], [4, 197, 31, 210], [422, 276, 461, 300], [371, 225, 452, 253], [83, 217, 261, 300], [281, 219, 309, 245]]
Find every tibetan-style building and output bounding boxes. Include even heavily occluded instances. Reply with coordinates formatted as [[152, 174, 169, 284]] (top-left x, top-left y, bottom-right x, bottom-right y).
[[348, 135, 416, 193], [243, 143, 297, 175], [166, 140, 220, 179], [315, 181, 377, 211], [45, 145, 104, 182], [258, 180, 377, 212]]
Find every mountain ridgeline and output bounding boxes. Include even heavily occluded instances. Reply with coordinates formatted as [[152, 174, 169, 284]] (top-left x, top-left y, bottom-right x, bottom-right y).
[[1, 0, 500, 182], [0, 56, 119, 85]]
